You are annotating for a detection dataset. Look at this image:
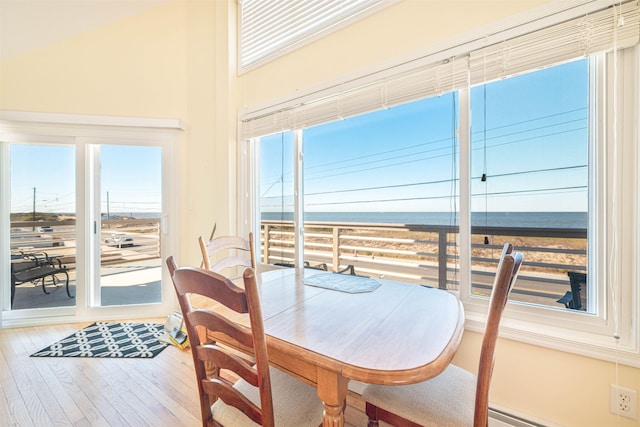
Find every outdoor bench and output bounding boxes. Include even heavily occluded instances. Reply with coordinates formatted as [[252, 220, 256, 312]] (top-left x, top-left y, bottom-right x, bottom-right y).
[[11, 252, 72, 307]]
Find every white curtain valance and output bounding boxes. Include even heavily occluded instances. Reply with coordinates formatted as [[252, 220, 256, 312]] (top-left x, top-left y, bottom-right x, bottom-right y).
[[240, 1, 639, 140]]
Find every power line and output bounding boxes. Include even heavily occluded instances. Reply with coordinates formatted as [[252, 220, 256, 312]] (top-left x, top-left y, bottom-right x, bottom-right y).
[[305, 145, 454, 181], [302, 110, 586, 175], [303, 184, 587, 207], [469, 107, 587, 137], [302, 115, 587, 181], [484, 164, 586, 180], [303, 108, 587, 174], [304, 134, 452, 172], [261, 111, 587, 184], [305, 177, 454, 196], [264, 164, 587, 202]]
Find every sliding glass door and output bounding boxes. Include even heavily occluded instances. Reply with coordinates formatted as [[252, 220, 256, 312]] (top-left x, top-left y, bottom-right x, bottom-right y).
[[6, 143, 166, 312], [96, 145, 163, 306], [1, 116, 178, 325]]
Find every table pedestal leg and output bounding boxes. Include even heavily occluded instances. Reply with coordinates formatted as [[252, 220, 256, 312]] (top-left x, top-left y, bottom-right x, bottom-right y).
[[317, 367, 349, 427]]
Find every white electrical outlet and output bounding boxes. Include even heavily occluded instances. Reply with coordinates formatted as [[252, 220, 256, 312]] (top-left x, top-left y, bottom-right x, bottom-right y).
[[610, 385, 638, 420]]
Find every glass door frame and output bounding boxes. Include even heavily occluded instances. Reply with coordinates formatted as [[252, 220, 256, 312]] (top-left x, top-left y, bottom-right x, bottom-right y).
[[86, 140, 166, 309], [0, 112, 182, 327]]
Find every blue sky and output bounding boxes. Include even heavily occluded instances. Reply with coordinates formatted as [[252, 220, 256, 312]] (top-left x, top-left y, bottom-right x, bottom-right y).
[[261, 58, 589, 214], [10, 145, 161, 215]]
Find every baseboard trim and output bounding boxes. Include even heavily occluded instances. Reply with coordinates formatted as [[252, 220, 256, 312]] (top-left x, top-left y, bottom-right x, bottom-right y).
[[489, 407, 547, 427]]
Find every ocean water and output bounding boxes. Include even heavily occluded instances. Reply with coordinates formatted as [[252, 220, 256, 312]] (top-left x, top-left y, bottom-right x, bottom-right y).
[[103, 212, 162, 219], [112, 211, 587, 229], [262, 211, 588, 229]]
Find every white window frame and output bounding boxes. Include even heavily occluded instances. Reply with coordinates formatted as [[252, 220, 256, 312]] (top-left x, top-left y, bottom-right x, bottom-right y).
[[0, 111, 182, 328], [460, 48, 640, 366]]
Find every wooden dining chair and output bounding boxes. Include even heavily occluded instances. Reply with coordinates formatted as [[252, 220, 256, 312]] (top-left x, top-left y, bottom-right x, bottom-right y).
[[166, 257, 323, 427], [198, 232, 256, 277], [361, 243, 524, 427]]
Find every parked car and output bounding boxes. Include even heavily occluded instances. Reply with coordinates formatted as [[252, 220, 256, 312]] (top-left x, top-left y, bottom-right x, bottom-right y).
[[104, 233, 134, 248]]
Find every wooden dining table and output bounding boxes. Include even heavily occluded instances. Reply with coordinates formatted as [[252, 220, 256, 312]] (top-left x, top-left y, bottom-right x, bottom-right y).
[[204, 267, 465, 427]]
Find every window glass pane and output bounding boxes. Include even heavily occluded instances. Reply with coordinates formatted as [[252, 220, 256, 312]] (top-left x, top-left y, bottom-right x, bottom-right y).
[[470, 58, 589, 311], [99, 145, 162, 306], [10, 144, 76, 310], [302, 93, 460, 288], [259, 132, 295, 266]]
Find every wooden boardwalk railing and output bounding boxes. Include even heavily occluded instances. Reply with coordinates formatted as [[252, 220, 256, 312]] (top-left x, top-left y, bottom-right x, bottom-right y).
[[261, 220, 588, 309]]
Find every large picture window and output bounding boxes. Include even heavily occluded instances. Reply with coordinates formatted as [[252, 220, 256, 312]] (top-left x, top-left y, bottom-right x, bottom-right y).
[[255, 59, 590, 311], [241, 1, 640, 364]]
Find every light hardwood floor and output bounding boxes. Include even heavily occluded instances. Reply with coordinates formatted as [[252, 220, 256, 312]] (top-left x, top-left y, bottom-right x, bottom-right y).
[[0, 319, 369, 426]]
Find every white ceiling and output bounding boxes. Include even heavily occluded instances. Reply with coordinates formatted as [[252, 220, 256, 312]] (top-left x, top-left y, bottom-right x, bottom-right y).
[[0, 0, 171, 61]]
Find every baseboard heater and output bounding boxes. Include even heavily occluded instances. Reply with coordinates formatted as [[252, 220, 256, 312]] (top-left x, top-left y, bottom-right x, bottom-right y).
[[489, 408, 547, 427]]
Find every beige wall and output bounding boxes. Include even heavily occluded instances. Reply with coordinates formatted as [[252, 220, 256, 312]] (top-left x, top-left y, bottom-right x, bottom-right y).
[[455, 333, 640, 426], [0, 1, 187, 118], [1, 0, 639, 425], [183, 0, 234, 264]]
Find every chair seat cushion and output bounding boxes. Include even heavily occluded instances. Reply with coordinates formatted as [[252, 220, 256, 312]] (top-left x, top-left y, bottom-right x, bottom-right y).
[[211, 366, 324, 426], [361, 364, 476, 427]]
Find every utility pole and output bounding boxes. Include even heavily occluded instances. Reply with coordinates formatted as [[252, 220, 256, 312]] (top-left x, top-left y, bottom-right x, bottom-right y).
[[32, 187, 36, 230], [107, 191, 110, 229]]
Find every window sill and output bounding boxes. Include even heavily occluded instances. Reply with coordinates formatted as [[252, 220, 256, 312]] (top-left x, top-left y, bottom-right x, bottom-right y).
[[464, 308, 640, 368]]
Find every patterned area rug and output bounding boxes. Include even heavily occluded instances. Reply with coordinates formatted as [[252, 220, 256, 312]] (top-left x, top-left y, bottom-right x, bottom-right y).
[[31, 322, 167, 358]]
